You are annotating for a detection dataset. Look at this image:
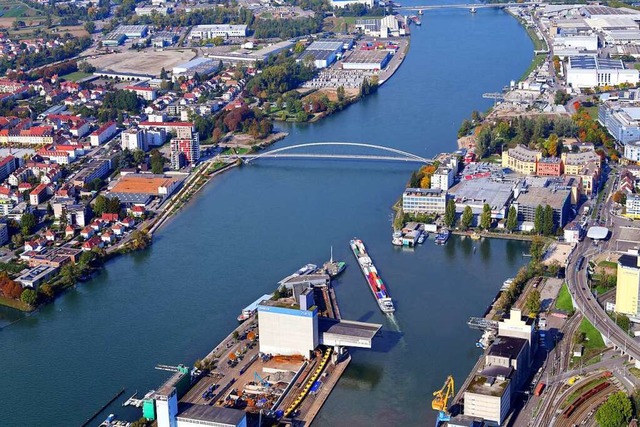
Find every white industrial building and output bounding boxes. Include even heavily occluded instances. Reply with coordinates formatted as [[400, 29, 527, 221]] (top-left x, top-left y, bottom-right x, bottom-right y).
[[354, 15, 403, 38], [299, 41, 344, 68], [604, 29, 640, 45], [553, 34, 598, 50], [172, 58, 218, 80], [188, 24, 247, 40], [342, 49, 391, 70], [258, 302, 319, 357], [566, 55, 639, 88]]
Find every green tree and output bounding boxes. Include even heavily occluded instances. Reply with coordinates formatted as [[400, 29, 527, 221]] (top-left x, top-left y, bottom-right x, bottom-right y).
[[20, 288, 37, 306], [46, 202, 53, 217], [20, 212, 36, 236], [444, 199, 456, 228], [93, 195, 108, 216], [530, 236, 545, 263], [132, 149, 145, 165], [150, 150, 165, 174], [534, 205, 544, 234], [480, 203, 492, 230], [525, 289, 541, 316], [84, 21, 96, 34], [39, 284, 54, 300], [543, 204, 555, 236], [337, 86, 345, 103], [60, 263, 80, 285], [506, 206, 518, 232], [595, 392, 632, 427], [460, 206, 473, 231], [393, 208, 404, 230]]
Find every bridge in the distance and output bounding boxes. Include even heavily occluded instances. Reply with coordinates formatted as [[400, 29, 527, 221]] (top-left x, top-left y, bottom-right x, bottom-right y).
[[220, 142, 433, 164], [395, 2, 537, 11]]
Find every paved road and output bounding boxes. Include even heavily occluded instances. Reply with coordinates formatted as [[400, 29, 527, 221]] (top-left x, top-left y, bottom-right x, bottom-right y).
[[566, 166, 640, 361]]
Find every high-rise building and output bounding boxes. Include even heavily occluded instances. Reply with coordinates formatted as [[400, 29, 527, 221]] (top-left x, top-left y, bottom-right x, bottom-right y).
[[615, 252, 640, 315], [170, 132, 200, 166]]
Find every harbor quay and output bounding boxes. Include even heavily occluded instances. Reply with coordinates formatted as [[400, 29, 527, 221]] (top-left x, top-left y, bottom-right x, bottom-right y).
[[120, 260, 382, 427]]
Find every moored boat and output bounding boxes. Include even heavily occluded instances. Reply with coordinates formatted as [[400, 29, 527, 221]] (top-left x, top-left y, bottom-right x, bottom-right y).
[[435, 230, 450, 245]]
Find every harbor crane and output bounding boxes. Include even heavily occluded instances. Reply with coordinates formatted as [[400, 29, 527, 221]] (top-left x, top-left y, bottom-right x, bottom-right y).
[[254, 372, 270, 388], [432, 375, 455, 426]]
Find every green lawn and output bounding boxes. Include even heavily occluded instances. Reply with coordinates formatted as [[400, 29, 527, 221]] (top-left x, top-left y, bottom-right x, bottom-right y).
[[0, 295, 32, 312], [578, 317, 606, 352], [555, 283, 574, 312], [60, 71, 92, 82], [583, 106, 599, 120], [0, 0, 42, 18], [519, 54, 545, 82], [598, 260, 618, 269]]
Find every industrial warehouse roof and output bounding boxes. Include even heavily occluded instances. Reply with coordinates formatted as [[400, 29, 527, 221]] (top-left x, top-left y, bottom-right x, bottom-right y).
[[449, 178, 515, 210], [586, 226, 609, 240], [307, 40, 344, 51], [569, 55, 625, 70], [343, 49, 390, 65], [300, 49, 336, 61], [177, 403, 246, 424], [318, 317, 381, 340]]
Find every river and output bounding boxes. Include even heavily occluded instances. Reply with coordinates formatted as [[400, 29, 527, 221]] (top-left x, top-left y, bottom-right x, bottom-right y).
[[0, 4, 534, 426]]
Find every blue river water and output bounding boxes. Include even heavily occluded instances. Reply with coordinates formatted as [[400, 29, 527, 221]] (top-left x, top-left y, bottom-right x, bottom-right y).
[[0, 4, 533, 426]]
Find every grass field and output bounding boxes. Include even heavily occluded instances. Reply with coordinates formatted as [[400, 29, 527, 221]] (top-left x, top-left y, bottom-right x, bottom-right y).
[[0, 0, 42, 18], [583, 105, 599, 120], [555, 283, 574, 312], [60, 71, 92, 82], [0, 294, 32, 311], [519, 54, 545, 82], [574, 318, 606, 364]]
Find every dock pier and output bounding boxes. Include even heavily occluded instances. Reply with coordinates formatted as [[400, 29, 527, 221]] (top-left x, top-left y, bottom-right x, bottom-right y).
[[80, 388, 125, 427]]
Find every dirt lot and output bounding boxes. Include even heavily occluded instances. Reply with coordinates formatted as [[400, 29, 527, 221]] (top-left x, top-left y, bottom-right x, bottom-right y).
[[87, 49, 196, 76]]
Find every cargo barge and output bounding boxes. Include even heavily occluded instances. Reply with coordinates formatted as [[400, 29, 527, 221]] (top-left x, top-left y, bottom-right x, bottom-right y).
[[349, 239, 395, 313]]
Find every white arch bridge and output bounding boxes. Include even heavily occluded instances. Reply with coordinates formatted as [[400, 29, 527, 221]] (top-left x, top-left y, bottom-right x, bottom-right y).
[[221, 142, 433, 164]]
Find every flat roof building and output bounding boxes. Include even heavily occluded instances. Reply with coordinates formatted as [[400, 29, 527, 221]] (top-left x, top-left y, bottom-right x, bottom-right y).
[[463, 367, 513, 425], [502, 145, 541, 175], [567, 55, 639, 88], [402, 188, 447, 215], [342, 50, 391, 70], [188, 24, 247, 40], [514, 186, 572, 228], [616, 252, 640, 316]]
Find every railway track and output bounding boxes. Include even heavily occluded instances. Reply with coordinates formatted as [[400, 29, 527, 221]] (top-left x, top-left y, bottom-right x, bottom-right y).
[[554, 384, 613, 427]]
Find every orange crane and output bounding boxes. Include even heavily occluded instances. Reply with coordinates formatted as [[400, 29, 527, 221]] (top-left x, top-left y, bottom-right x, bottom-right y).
[[432, 375, 455, 426]]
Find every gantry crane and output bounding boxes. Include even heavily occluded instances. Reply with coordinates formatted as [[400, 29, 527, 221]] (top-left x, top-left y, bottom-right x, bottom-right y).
[[432, 375, 455, 426]]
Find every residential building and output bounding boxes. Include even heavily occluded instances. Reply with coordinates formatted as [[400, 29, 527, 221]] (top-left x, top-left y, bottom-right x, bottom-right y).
[[536, 157, 562, 176], [29, 183, 51, 205], [402, 188, 447, 214], [0, 125, 54, 145], [73, 159, 112, 187], [502, 145, 541, 175], [89, 122, 117, 146], [615, 252, 640, 315], [124, 85, 157, 101], [170, 134, 200, 165], [561, 150, 601, 175], [0, 223, 8, 246], [626, 194, 640, 219], [121, 128, 147, 152], [0, 155, 20, 181]]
